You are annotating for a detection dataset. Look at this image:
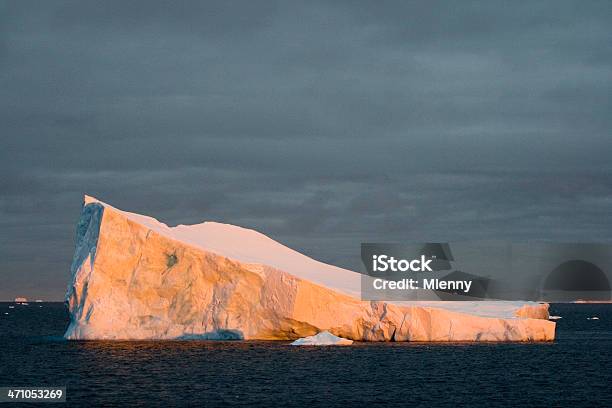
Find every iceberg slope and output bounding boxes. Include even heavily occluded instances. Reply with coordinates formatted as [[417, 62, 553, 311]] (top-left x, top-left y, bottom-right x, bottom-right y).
[[65, 196, 555, 341]]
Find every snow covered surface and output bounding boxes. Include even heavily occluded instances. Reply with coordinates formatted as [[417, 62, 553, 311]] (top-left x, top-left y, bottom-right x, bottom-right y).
[[291, 331, 353, 346], [64, 196, 555, 341]]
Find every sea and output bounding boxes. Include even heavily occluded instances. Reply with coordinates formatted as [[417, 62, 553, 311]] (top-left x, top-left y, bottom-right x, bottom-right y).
[[0, 303, 610, 407]]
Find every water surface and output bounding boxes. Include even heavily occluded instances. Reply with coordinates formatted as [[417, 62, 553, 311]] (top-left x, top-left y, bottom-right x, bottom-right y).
[[0, 303, 610, 407]]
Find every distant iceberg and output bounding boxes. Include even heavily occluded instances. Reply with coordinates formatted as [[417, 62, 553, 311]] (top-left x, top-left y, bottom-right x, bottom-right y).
[[291, 331, 353, 346]]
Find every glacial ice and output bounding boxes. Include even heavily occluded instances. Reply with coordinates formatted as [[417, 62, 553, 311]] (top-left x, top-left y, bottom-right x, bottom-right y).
[[291, 331, 354, 346], [64, 196, 556, 342]]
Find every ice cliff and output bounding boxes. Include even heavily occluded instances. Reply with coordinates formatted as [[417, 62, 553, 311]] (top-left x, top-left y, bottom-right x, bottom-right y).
[[64, 196, 555, 341]]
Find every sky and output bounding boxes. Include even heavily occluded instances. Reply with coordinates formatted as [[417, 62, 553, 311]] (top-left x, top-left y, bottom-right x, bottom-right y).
[[1, 0, 612, 300]]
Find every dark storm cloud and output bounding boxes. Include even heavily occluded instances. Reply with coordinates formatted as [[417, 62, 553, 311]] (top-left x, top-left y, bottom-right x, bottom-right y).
[[1, 0, 612, 299]]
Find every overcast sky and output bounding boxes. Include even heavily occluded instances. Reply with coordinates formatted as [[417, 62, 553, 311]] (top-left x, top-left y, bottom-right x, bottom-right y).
[[1, 1, 612, 300]]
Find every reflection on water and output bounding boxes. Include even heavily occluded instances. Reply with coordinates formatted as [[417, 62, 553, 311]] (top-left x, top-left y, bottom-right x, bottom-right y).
[[0, 303, 611, 407]]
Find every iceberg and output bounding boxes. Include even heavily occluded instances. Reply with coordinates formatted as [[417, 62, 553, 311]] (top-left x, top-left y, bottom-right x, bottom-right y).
[[64, 196, 555, 342], [291, 331, 353, 346]]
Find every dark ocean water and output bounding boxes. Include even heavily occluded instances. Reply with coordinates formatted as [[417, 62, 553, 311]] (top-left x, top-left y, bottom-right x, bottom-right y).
[[0, 303, 610, 407]]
